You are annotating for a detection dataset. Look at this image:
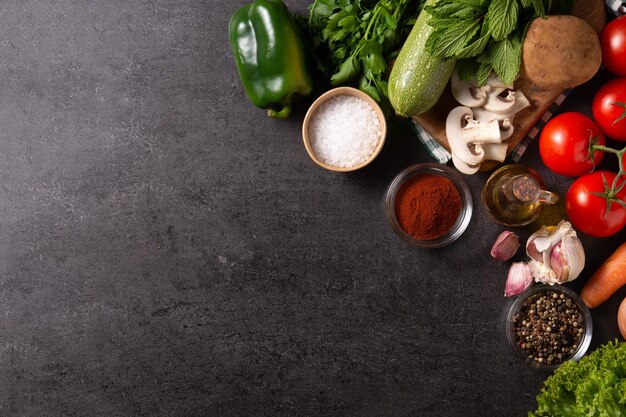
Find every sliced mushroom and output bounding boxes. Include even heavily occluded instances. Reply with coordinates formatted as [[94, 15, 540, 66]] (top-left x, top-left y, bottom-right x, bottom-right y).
[[446, 106, 501, 168], [452, 143, 508, 174], [472, 107, 510, 122], [499, 118, 515, 141], [484, 89, 517, 114], [451, 153, 481, 175], [501, 90, 531, 117], [484, 89, 531, 115], [472, 108, 515, 141], [450, 70, 491, 108], [482, 143, 509, 163]]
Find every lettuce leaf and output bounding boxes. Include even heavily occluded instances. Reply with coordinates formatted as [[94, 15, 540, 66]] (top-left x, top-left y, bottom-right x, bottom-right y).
[[529, 341, 626, 417]]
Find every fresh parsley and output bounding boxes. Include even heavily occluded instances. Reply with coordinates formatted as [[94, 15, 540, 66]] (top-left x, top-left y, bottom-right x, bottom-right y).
[[307, 0, 424, 102], [425, 0, 575, 85]]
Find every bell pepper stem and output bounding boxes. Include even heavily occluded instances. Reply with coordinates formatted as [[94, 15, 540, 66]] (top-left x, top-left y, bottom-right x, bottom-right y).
[[267, 103, 291, 119]]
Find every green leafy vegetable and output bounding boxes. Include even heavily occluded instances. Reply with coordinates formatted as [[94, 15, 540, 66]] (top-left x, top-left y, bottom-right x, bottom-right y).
[[307, 0, 425, 102], [426, 17, 481, 57], [487, 0, 518, 41], [424, 0, 575, 85], [529, 340, 626, 417], [489, 31, 521, 84]]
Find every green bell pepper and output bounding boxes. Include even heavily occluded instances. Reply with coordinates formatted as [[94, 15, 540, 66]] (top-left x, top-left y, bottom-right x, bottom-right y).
[[228, 0, 314, 119]]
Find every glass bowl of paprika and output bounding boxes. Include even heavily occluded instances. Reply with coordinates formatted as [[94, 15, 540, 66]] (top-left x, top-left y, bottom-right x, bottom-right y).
[[385, 163, 473, 248]]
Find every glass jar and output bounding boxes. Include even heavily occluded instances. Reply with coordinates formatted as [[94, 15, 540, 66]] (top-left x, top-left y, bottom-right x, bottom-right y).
[[385, 163, 473, 248]]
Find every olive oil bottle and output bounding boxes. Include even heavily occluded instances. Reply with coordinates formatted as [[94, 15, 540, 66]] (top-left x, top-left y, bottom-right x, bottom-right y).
[[482, 164, 558, 226]]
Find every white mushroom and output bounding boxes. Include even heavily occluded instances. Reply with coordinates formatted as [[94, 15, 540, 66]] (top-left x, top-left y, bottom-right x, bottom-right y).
[[484, 89, 517, 113], [450, 70, 491, 108], [502, 90, 531, 117], [482, 143, 509, 162], [472, 108, 515, 141], [472, 107, 510, 122], [445, 71, 533, 175], [484, 89, 531, 115], [446, 106, 501, 169], [452, 153, 481, 175], [499, 118, 515, 141], [452, 142, 509, 175]]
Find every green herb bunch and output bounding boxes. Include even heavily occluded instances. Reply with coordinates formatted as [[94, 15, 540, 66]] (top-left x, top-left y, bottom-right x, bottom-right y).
[[424, 0, 575, 86], [308, 0, 424, 102]]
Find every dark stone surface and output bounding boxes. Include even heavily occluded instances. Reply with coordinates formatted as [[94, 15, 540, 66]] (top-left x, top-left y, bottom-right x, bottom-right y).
[[0, 1, 624, 416]]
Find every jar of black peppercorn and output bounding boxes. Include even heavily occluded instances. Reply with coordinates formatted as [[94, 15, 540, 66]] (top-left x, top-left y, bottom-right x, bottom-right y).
[[505, 285, 592, 369]]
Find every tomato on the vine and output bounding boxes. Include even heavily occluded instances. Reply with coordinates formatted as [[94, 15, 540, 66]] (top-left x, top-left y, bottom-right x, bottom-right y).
[[539, 112, 605, 177], [565, 171, 626, 238], [592, 78, 626, 142], [600, 16, 626, 77]]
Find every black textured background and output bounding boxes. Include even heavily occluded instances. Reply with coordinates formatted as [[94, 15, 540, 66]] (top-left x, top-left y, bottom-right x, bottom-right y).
[[0, 1, 624, 416]]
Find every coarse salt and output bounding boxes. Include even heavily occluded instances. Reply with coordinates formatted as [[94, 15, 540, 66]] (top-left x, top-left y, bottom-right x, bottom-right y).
[[308, 94, 382, 168]]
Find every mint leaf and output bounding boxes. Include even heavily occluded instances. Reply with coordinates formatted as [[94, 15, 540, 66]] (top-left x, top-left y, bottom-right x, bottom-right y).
[[456, 18, 490, 58], [487, 0, 519, 41], [476, 62, 493, 86], [426, 19, 481, 58], [425, 2, 467, 17], [455, 0, 490, 7], [489, 32, 522, 84], [426, 1, 485, 19], [428, 16, 468, 27], [453, 7, 486, 19]]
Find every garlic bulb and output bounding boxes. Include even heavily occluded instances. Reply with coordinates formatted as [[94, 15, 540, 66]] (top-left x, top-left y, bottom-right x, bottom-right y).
[[526, 221, 585, 285]]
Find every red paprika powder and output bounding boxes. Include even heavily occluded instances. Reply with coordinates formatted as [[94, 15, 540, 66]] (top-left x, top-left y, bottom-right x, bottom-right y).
[[394, 174, 462, 240]]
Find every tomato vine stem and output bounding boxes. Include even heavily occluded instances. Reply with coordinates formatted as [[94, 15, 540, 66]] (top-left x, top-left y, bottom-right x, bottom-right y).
[[591, 143, 626, 202]]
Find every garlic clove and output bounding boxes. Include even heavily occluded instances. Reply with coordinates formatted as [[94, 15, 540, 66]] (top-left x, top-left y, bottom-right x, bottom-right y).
[[491, 231, 520, 261], [505, 262, 533, 297], [558, 232, 585, 282], [550, 243, 566, 281], [526, 238, 544, 263], [526, 224, 556, 263]]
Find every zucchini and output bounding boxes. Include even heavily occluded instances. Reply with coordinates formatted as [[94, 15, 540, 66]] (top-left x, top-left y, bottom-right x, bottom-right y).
[[388, 0, 455, 117]]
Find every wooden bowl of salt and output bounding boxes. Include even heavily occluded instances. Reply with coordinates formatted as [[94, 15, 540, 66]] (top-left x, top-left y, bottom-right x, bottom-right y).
[[302, 87, 387, 172]]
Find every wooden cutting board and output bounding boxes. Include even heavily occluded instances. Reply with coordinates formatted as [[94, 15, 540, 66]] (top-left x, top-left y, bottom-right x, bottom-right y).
[[412, 0, 607, 166]]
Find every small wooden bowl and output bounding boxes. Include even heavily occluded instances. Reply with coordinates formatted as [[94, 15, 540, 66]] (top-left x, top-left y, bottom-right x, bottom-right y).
[[302, 87, 387, 172]]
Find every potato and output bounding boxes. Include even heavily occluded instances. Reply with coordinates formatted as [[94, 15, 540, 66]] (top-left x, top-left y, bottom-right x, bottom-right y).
[[520, 16, 601, 90], [619, 297, 626, 340]]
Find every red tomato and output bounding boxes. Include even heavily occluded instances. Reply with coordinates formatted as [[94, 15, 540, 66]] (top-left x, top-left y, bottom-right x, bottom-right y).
[[539, 112, 605, 177], [601, 16, 626, 77], [565, 171, 626, 237], [592, 78, 626, 141]]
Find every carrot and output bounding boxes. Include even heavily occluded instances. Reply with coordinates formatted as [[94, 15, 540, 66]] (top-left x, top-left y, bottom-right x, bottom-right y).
[[581, 242, 626, 308]]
